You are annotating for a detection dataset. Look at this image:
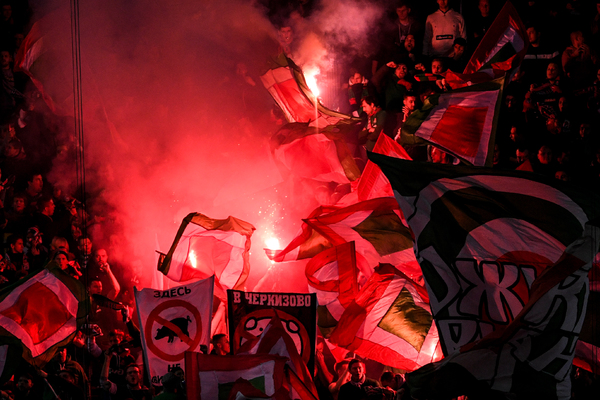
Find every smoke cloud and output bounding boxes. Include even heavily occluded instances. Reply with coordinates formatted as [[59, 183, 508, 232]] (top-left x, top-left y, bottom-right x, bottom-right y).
[[28, 0, 386, 291]]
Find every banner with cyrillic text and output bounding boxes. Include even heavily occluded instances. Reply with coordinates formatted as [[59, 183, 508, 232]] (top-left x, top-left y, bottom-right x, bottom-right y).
[[135, 276, 213, 386], [227, 290, 317, 374]]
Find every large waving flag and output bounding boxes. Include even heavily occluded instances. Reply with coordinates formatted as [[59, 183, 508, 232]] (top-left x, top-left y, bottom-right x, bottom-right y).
[[261, 55, 352, 127], [158, 213, 255, 291], [13, 10, 67, 113], [185, 352, 288, 400], [352, 134, 411, 203], [463, 1, 529, 77], [370, 155, 600, 357], [0, 265, 87, 368], [265, 206, 335, 262], [237, 312, 318, 399], [406, 222, 600, 400], [304, 242, 363, 337], [270, 121, 362, 184], [400, 79, 504, 167], [575, 260, 600, 374], [305, 197, 422, 283], [328, 264, 443, 371]]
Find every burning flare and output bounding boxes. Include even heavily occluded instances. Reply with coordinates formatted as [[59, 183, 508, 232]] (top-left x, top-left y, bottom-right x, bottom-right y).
[[189, 250, 197, 269], [265, 237, 281, 250], [304, 67, 321, 98]]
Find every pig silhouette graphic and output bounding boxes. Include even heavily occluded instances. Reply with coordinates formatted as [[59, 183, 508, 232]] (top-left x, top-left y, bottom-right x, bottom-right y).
[[155, 316, 192, 343]]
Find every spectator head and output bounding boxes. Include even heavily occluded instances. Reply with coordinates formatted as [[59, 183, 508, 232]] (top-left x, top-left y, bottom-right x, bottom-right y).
[[4, 137, 23, 158], [161, 372, 182, 393], [51, 237, 69, 253], [8, 234, 24, 254], [14, 32, 23, 50], [537, 145, 553, 165], [516, 147, 530, 164], [109, 329, 125, 347], [381, 371, 395, 388], [88, 277, 103, 295], [546, 62, 560, 80], [437, 0, 450, 12], [26, 173, 43, 195], [404, 34, 416, 51], [16, 372, 34, 393], [125, 364, 142, 387], [570, 31, 585, 48], [555, 170, 571, 182], [171, 366, 185, 381], [277, 25, 293, 46], [38, 195, 55, 216], [396, 1, 411, 21], [395, 63, 408, 79], [54, 250, 69, 270], [0, 50, 10, 69], [509, 125, 522, 142], [361, 96, 380, 116], [478, 0, 490, 17], [526, 23, 541, 46], [349, 68, 363, 85], [545, 114, 560, 135], [2, 4, 11, 21], [94, 248, 108, 265], [25, 226, 42, 248], [348, 359, 366, 382], [77, 236, 92, 255], [431, 146, 450, 164], [579, 122, 591, 138], [557, 150, 571, 166], [558, 96, 568, 112], [431, 58, 445, 74], [452, 38, 467, 57], [404, 93, 417, 112], [212, 333, 230, 355]]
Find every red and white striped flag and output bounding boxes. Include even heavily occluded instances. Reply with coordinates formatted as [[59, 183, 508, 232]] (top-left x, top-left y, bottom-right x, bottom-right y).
[[0, 266, 87, 368], [329, 264, 443, 371], [158, 213, 255, 291], [463, 1, 528, 77]]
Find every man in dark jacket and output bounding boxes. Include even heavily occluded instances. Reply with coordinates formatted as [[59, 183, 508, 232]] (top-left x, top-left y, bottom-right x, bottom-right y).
[[338, 359, 381, 400]]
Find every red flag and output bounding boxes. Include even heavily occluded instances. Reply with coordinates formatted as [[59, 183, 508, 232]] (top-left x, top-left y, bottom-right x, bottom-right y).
[[0, 266, 87, 367], [270, 122, 362, 184], [305, 197, 422, 283], [158, 213, 255, 291], [237, 312, 318, 399], [265, 206, 335, 262], [260, 56, 351, 127], [329, 264, 442, 371], [355, 134, 411, 202], [463, 1, 529, 76], [13, 16, 58, 113], [400, 79, 504, 167], [185, 352, 287, 399]]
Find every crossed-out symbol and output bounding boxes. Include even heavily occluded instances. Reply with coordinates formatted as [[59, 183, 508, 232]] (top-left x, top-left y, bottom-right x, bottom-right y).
[[145, 299, 203, 362]]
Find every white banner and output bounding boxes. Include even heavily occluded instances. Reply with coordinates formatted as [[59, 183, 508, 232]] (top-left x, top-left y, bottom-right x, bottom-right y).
[[135, 276, 214, 386]]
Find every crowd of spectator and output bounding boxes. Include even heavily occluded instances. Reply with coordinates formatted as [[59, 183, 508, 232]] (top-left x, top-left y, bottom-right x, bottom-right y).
[[0, 0, 599, 399], [327, 0, 600, 186]]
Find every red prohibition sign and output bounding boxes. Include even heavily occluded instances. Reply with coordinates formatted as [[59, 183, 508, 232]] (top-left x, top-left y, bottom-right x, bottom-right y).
[[145, 299, 203, 362]]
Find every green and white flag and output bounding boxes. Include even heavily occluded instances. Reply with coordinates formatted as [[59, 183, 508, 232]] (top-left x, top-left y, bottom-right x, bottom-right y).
[[370, 154, 600, 399], [400, 78, 503, 167]]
